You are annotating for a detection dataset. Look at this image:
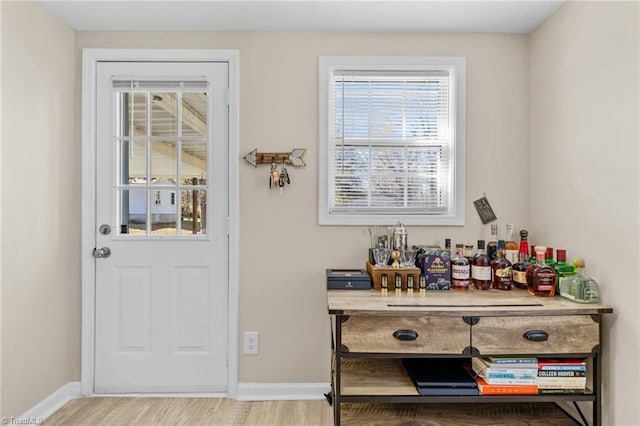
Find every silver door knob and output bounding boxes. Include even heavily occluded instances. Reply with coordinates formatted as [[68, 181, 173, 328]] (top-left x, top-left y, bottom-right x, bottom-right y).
[[93, 247, 111, 258]]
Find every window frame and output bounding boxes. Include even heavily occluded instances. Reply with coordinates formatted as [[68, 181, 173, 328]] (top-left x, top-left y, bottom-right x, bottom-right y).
[[318, 56, 466, 226]]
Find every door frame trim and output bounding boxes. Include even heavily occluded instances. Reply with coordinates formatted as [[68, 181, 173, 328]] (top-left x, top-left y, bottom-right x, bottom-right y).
[[81, 48, 239, 397]]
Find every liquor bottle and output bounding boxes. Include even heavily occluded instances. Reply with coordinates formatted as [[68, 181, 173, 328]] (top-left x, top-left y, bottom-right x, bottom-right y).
[[451, 244, 470, 290], [471, 240, 491, 290], [526, 245, 556, 297], [491, 240, 513, 290], [504, 224, 518, 264], [545, 247, 556, 268], [554, 249, 575, 295], [512, 230, 530, 290], [464, 244, 474, 264], [558, 258, 601, 303], [487, 224, 499, 260], [529, 244, 537, 264], [444, 238, 452, 254], [472, 240, 483, 265]]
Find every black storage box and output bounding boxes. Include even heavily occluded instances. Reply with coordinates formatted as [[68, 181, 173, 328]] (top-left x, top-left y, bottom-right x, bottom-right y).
[[326, 269, 371, 290]]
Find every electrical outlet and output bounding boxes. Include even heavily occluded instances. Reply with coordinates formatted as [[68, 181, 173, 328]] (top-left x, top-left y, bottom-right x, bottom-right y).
[[244, 331, 259, 355]]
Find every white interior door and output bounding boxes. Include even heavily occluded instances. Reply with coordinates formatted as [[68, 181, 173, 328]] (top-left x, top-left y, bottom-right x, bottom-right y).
[[94, 61, 229, 393]]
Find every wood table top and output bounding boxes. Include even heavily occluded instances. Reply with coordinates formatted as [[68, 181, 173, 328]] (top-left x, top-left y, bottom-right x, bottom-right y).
[[327, 289, 613, 317]]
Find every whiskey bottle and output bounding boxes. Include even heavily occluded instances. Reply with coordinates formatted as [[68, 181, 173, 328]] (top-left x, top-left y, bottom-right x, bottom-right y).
[[451, 244, 470, 290], [554, 249, 575, 295], [526, 245, 556, 297], [487, 224, 499, 260], [512, 230, 530, 290], [504, 224, 518, 264], [471, 240, 491, 290], [491, 240, 513, 290]]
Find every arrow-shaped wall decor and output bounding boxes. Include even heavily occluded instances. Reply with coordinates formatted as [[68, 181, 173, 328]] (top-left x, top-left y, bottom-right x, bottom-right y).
[[242, 148, 307, 168]]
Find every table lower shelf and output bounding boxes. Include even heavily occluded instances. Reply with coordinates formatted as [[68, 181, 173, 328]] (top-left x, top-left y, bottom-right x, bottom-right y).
[[338, 358, 594, 401]]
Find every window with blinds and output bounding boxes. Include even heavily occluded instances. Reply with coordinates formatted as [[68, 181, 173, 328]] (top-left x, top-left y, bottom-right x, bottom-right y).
[[319, 57, 466, 225]]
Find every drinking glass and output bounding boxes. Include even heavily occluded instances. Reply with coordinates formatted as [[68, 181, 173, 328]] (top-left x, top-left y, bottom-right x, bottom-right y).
[[401, 248, 417, 268], [373, 248, 391, 267]]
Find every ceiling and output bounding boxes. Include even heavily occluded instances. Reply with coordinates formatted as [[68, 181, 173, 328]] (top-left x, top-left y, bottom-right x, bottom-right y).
[[39, 0, 564, 33]]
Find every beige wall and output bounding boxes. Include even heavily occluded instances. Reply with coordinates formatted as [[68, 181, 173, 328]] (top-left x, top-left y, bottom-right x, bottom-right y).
[[0, 1, 78, 417], [530, 2, 639, 425], [75, 31, 530, 383]]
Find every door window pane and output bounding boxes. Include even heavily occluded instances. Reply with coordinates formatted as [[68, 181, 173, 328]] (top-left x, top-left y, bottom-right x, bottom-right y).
[[132, 92, 148, 136], [116, 92, 147, 138], [181, 189, 206, 235], [181, 140, 207, 184], [182, 92, 207, 136], [120, 189, 147, 235], [150, 189, 177, 236], [151, 92, 177, 136], [151, 141, 177, 184], [119, 140, 147, 185]]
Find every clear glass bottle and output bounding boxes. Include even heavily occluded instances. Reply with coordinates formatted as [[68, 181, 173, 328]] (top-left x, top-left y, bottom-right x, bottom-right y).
[[471, 240, 491, 290], [554, 249, 575, 295], [559, 258, 601, 303], [487, 224, 499, 260], [491, 240, 513, 290], [504, 224, 518, 264], [512, 229, 530, 290], [526, 245, 556, 297], [451, 244, 470, 290]]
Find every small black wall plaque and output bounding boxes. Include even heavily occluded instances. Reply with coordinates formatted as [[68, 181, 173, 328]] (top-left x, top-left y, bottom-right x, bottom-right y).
[[473, 196, 497, 224]]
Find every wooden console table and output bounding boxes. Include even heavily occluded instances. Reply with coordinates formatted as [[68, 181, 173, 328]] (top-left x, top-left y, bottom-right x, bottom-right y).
[[327, 289, 613, 425]]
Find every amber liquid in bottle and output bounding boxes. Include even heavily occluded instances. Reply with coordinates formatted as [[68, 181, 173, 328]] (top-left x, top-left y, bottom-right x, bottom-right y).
[[491, 240, 513, 290], [471, 240, 491, 290], [451, 244, 470, 290], [504, 224, 518, 264], [512, 229, 530, 290], [526, 245, 557, 297]]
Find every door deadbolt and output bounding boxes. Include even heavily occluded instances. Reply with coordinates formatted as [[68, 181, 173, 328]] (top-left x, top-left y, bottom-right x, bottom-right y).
[[99, 224, 111, 235], [93, 247, 111, 258]]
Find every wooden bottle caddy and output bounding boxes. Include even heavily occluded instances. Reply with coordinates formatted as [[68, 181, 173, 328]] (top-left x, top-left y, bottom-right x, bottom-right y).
[[365, 261, 420, 290]]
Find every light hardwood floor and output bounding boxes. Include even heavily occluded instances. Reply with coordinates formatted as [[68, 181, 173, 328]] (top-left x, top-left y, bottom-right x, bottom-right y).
[[44, 398, 578, 425]]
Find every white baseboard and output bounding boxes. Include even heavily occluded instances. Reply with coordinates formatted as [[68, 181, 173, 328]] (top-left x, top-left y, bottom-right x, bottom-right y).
[[20, 381, 81, 421], [237, 382, 331, 401]]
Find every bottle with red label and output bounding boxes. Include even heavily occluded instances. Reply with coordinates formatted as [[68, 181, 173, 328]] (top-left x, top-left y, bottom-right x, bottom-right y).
[[451, 244, 470, 290], [526, 245, 557, 297], [512, 229, 530, 290]]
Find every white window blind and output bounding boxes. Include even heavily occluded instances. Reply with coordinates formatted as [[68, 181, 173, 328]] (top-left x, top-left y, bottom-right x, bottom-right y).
[[332, 72, 451, 214], [319, 57, 465, 225]]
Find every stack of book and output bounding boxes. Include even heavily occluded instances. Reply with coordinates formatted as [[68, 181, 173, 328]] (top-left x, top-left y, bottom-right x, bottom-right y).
[[471, 356, 539, 395], [537, 359, 587, 394]]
